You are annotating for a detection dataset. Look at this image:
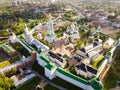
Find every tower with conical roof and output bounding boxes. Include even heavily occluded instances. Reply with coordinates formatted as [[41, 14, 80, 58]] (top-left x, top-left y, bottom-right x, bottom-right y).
[[9, 30, 17, 43], [96, 25, 102, 33], [48, 18, 54, 35], [37, 32, 42, 40], [46, 17, 57, 43], [24, 24, 29, 36]]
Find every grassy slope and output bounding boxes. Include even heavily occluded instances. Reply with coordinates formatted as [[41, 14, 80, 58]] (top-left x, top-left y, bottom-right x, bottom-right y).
[[44, 84, 58, 90], [16, 76, 41, 90], [103, 48, 120, 90], [52, 77, 83, 90]]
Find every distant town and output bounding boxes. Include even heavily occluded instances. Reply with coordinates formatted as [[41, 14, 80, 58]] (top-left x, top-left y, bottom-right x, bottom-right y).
[[0, 0, 120, 90]]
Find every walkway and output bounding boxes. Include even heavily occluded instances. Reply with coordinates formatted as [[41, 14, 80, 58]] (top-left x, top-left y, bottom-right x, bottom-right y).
[[28, 68, 67, 90], [66, 57, 78, 71]]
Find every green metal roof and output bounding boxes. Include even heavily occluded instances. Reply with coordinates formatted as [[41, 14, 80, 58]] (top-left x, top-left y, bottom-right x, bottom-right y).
[[1, 44, 15, 53], [90, 77, 103, 90], [37, 49, 42, 54], [80, 25, 90, 30], [45, 63, 56, 70], [46, 34, 57, 37], [77, 24, 90, 30], [96, 26, 102, 33], [19, 38, 35, 51], [106, 52, 111, 59], [40, 55, 50, 64], [57, 67, 88, 84], [18, 36, 43, 54]]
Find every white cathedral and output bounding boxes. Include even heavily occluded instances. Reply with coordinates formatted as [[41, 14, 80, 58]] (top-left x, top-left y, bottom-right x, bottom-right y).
[[64, 24, 80, 39]]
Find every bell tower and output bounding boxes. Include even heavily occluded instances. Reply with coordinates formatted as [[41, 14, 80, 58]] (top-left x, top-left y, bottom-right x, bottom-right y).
[[46, 15, 57, 43]]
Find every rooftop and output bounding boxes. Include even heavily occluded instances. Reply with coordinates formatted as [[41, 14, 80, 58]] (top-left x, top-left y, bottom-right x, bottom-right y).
[[45, 63, 56, 70], [0, 44, 16, 53], [76, 63, 98, 75], [48, 51, 63, 63], [40, 55, 50, 64], [11, 70, 36, 87], [57, 67, 88, 84]]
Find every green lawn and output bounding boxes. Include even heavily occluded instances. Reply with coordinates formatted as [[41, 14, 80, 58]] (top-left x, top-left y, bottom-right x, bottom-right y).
[[32, 61, 44, 75], [52, 77, 83, 90], [103, 48, 120, 90], [16, 76, 41, 90], [44, 84, 58, 90]]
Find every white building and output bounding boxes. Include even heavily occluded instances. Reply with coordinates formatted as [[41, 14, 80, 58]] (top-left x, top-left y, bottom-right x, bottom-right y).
[[34, 8, 41, 14], [10, 31, 17, 43], [47, 51, 66, 68], [25, 36, 49, 50], [24, 24, 30, 36], [64, 24, 79, 39], [12, 22, 107, 90], [75, 63, 98, 78], [11, 70, 36, 87], [46, 18, 57, 43], [76, 39, 103, 59], [37, 32, 42, 40], [13, 0, 24, 6], [103, 38, 115, 49]]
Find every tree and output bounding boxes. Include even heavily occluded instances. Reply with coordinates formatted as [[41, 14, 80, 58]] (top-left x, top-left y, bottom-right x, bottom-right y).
[[75, 40, 83, 50], [99, 33, 109, 43], [0, 74, 14, 90], [68, 36, 72, 43], [10, 67, 17, 75]]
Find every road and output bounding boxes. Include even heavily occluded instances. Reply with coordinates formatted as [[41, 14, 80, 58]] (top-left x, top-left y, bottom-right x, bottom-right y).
[[28, 67, 67, 90]]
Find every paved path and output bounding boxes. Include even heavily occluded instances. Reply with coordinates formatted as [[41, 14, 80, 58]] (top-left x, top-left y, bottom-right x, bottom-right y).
[[28, 68, 67, 90], [39, 80, 48, 88], [66, 57, 78, 71]]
